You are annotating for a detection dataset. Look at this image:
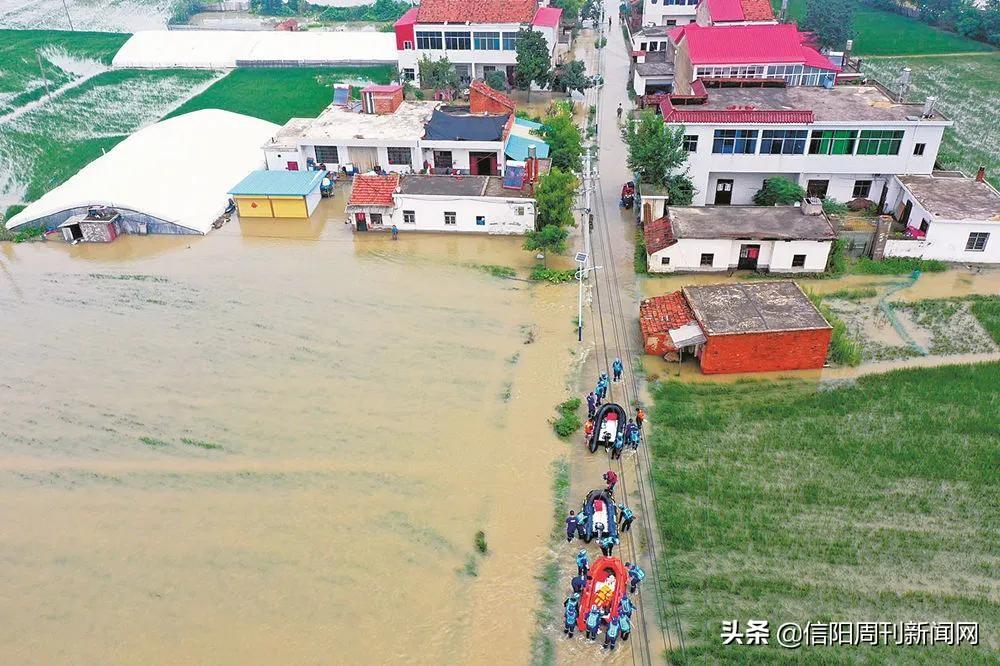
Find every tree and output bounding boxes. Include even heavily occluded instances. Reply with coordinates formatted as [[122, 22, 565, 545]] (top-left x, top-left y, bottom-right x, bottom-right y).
[[523, 224, 569, 265], [552, 0, 583, 20], [620, 110, 689, 186], [800, 0, 854, 50], [752, 177, 806, 206], [535, 168, 579, 228], [666, 174, 695, 205], [418, 55, 460, 92], [484, 69, 509, 92], [552, 60, 592, 95], [514, 29, 552, 97], [539, 110, 582, 172]]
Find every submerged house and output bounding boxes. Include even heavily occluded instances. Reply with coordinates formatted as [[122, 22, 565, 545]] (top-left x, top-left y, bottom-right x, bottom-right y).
[[640, 281, 831, 373]]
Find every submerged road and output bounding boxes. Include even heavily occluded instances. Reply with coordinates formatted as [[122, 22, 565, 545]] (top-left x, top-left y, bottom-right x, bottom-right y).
[[562, 4, 682, 664]]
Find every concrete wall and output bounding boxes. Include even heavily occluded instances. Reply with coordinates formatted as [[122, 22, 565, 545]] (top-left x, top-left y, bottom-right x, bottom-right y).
[[699, 328, 831, 373], [266, 143, 422, 174], [884, 221, 1000, 263], [640, 0, 698, 26], [420, 144, 504, 174], [392, 194, 535, 234], [649, 238, 831, 272]]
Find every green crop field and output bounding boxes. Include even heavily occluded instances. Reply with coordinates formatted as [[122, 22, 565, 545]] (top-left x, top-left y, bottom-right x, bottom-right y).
[[774, 0, 994, 55], [165, 66, 395, 125], [863, 54, 1000, 188], [649, 361, 1000, 662]]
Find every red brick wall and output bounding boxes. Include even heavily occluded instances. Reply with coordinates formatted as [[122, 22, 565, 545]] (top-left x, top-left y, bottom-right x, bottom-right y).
[[470, 84, 515, 115], [699, 329, 831, 374], [371, 88, 404, 114]]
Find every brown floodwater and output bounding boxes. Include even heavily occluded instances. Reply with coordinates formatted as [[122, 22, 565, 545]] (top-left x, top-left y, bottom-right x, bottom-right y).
[[0, 194, 578, 664]]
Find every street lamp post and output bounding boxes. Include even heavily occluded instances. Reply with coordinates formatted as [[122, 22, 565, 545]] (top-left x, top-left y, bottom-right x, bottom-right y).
[[575, 256, 601, 342]]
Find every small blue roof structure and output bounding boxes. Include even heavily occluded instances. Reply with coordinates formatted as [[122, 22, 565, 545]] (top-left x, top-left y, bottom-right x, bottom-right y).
[[505, 134, 550, 162], [229, 170, 325, 197], [514, 117, 543, 130]]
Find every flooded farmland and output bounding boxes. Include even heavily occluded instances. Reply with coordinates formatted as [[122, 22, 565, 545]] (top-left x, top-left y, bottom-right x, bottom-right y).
[[0, 196, 577, 664]]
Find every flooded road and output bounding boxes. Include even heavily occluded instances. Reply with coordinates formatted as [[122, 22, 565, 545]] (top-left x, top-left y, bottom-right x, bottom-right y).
[[0, 194, 577, 664]]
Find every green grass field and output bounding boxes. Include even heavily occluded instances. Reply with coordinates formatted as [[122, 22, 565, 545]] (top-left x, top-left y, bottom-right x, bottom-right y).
[[649, 362, 1000, 662], [165, 66, 395, 125], [775, 0, 994, 55]]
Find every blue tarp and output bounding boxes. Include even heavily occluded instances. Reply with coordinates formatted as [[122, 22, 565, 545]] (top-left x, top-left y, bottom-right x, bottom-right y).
[[229, 170, 325, 197], [423, 109, 508, 141], [504, 134, 550, 161]]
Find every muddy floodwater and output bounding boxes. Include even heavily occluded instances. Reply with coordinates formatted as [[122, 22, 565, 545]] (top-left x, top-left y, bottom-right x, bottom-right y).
[[0, 196, 576, 664]]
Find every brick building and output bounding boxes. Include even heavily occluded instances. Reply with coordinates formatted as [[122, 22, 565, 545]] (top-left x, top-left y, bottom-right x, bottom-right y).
[[640, 281, 831, 374]]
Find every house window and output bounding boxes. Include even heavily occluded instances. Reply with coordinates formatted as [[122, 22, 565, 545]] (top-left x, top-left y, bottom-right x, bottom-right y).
[[444, 211, 457, 225], [856, 129, 904, 155], [639, 41, 647, 50], [759, 129, 807, 155], [914, 142, 926, 156], [403, 41, 413, 50], [314, 146, 339, 163], [474, 32, 500, 51], [387, 147, 412, 165], [792, 254, 806, 268], [370, 213, 383, 226], [682, 135, 698, 152], [919, 218, 929, 233], [476, 215, 486, 226], [415, 31, 443, 50], [966, 232, 989, 252], [712, 129, 758, 154], [402, 68, 415, 81], [660, 256, 670, 265], [852, 179, 872, 199], [403, 210, 416, 224], [649, 42, 659, 51], [808, 129, 858, 155], [665, 20, 677, 26], [444, 31, 471, 50], [433, 151, 453, 169], [700, 253, 714, 266], [502, 32, 520, 50]]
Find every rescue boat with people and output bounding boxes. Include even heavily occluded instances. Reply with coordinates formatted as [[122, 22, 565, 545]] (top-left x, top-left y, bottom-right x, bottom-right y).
[[581, 488, 618, 542], [589, 402, 627, 453], [576, 556, 629, 632]]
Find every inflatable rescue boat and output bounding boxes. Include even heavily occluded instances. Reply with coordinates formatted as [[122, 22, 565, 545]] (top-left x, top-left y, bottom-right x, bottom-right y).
[[581, 488, 618, 542], [576, 556, 629, 631], [589, 402, 627, 453]]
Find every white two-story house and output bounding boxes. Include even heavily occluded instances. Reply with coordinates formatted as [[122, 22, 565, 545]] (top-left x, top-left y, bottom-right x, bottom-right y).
[[394, 0, 561, 87], [640, 0, 700, 28], [660, 85, 951, 206]]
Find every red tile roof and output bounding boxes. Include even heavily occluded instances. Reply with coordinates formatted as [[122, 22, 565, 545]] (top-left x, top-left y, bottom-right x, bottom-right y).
[[362, 84, 404, 94], [674, 24, 838, 69], [640, 292, 697, 336], [740, 0, 776, 21], [659, 97, 815, 124], [706, 0, 775, 22], [532, 6, 562, 27], [348, 173, 399, 207], [416, 0, 538, 24], [644, 216, 677, 254]]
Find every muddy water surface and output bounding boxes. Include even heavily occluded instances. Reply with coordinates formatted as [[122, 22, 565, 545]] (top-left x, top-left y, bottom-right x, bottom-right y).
[[0, 199, 575, 664]]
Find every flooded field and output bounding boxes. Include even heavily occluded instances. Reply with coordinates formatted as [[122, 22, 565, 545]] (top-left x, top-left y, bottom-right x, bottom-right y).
[[0, 194, 577, 664]]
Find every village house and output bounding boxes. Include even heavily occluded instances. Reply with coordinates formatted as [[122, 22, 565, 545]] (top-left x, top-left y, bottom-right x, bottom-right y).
[[228, 170, 325, 219], [639, 0, 700, 28], [631, 0, 776, 57], [659, 85, 950, 206], [640, 281, 832, 374], [394, 0, 562, 87], [421, 81, 517, 176], [346, 173, 400, 231], [882, 169, 1000, 263], [644, 203, 836, 273]]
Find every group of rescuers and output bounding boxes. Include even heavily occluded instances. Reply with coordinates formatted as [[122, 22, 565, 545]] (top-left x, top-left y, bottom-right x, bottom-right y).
[[585, 361, 646, 459]]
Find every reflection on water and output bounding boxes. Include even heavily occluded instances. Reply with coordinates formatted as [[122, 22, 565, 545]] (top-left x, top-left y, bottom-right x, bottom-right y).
[[0, 210, 575, 664]]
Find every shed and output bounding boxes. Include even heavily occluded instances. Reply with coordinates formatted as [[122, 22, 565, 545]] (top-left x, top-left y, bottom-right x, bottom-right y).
[[682, 281, 831, 374], [347, 173, 400, 231], [57, 209, 122, 244], [639, 291, 701, 357], [229, 170, 325, 219]]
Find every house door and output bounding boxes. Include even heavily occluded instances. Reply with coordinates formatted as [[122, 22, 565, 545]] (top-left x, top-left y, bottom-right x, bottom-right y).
[[433, 150, 453, 171], [286, 161, 299, 171], [355, 212, 368, 231], [470, 151, 497, 176], [714, 179, 733, 205], [506, 65, 516, 85], [900, 200, 913, 228], [877, 181, 889, 213], [350, 147, 378, 173], [738, 244, 760, 270], [806, 179, 829, 198]]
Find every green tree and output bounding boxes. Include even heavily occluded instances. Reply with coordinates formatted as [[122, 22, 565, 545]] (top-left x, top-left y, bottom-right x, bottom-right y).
[[800, 0, 854, 50], [535, 168, 579, 228], [552, 0, 583, 20], [418, 55, 460, 91], [514, 29, 552, 98], [539, 110, 582, 172], [523, 224, 569, 265], [753, 177, 806, 205], [484, 69, 509, 92], [666, 174, 695, 205], [620, 110, 688, 186], [552, 60, 591, 95]]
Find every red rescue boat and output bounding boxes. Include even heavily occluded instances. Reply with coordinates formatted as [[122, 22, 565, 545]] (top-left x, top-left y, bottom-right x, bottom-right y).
[[576, 556, 628, 631]]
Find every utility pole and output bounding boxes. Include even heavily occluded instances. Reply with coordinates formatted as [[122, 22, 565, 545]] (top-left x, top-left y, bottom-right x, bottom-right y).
[[60, 0, 74, 31], [37, 52, 50, 99]]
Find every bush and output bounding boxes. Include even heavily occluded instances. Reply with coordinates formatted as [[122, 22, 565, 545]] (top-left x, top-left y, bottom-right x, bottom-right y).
[[822, 198, 850, 215], [827, 238, 847, 275], [472, 263, 517, 278], [530, 267, 576, 283], [475, 530, 488, 554], [551, 398, 582, 437], [485, 70, 509, 91], [853, 257, 948, 274], [753, 177, 806, 206], [168, 0, 202, 25], [634, 228, 647, 274], [10, 225, 45, 243], [808, 292, 862, 366]]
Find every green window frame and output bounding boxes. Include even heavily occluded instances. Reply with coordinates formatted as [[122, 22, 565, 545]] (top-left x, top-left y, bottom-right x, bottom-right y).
[[808, 130, 858, 155], [856, 129, 904, 155]]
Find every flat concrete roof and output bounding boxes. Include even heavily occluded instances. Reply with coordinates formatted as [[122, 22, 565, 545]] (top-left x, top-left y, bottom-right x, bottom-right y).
[[683, 281, 830, 335], [636, 49, 675, 76], [696, 86, 948, 123], [636, 26, 675, 38], [898, 174, 1000, 221], [396, 174, 534, 199], [669, 206, 836, 240], [265, 101, 440, 148]]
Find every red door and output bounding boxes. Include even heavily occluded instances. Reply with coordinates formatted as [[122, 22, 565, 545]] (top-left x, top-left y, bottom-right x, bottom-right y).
[[287, 161, 299, 171]]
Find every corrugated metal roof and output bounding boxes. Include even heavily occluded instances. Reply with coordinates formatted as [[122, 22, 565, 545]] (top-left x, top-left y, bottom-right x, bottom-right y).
[[676, 24, 839, 69], [532, 6, 562, 27], [505, 133, 550, 161], [229, 170, 325, 197]]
